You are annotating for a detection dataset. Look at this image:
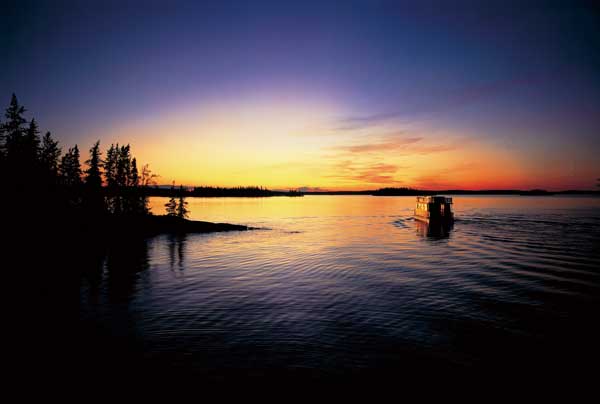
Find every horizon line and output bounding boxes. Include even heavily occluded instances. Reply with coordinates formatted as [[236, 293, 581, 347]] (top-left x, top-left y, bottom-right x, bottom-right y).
[[149, 184, 600, 193]]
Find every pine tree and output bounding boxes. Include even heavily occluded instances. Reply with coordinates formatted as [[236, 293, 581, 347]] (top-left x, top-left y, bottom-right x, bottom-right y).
[[0, 115, 5, 158], [130, 157, 139, 187], [176, 185, 189, 219], [83, 140, 105, 213], [24, 118, 41, 161], [3, 94, 27, 159], [165, 183, 177, 216], [85, 140, 102, 188], [116, 144, 131, 187], [103, 144, 119, 213], [104, 144, 117, 188], [3, 94, 28, 177], [135, 162, 156, 215], [18, 118, 42, 183], [40, 132, 61, 177], [60, 145, 82, 186], [128, 157, 145, 215]]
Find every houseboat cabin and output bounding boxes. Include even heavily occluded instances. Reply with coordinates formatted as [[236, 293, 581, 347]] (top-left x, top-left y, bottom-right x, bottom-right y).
[[414, 196, 454, 224]]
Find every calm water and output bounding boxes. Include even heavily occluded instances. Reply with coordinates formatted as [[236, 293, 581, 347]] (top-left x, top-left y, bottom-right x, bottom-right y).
[[80, 195, 600, 374]]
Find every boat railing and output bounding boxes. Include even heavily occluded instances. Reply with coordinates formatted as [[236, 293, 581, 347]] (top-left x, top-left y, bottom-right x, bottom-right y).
[[416, 196, 453, 204]]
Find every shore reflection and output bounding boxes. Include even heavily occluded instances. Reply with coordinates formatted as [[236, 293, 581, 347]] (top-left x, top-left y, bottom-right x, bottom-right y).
[[167, 234, 187, 270]]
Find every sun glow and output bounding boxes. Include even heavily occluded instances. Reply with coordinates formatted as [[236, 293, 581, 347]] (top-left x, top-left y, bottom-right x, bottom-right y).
[[90, 95, 597, 191]]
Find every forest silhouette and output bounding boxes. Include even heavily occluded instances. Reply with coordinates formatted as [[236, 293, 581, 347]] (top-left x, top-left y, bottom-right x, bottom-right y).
[[0, 93, 256, 235], [0, 93, 253, 379]]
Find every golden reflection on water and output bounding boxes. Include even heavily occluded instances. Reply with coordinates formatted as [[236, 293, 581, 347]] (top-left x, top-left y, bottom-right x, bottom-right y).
[[84, 194, 600, 371], [146, 194, 600, 256], [148, 194, 600, 223]]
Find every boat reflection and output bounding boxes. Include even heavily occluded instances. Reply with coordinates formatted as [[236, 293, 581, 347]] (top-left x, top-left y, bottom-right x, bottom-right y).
[[415, 219, 454, 239]]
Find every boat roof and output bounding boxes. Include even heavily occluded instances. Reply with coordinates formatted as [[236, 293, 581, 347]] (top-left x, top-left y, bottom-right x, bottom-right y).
[[416, 195, 452, 203]]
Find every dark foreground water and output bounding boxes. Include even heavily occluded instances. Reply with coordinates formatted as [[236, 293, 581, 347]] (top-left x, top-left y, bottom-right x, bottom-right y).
[[79, 196, 600, 378]]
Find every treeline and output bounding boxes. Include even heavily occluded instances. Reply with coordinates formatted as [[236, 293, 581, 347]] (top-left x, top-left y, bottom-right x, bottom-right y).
[[372, 188, 556, 196], [147, 186, 303, 197], [306, 188, 599, 196], [0, 93, 156, 217]]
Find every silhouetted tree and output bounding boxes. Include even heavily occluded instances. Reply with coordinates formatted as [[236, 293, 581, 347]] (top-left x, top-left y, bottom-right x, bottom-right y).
[[102, 143, 151, 215], [130, 157, 139, 187], [176, 185, 189, 219], [83, 140, 105, 212], [140, 163, 158, 187], [103, 144, 119, 213], [85, 141, 102, 188], [3, 94, 27, 160], [116, 144, 131, 187], [1, 97, 42, 188], [165, 183, 177, 216], [129, 157, 144, 215], [17, 119, 42, 184], [24, 119, 41, 160], [134, 163, 157, 215], [40, 132, 61, 177], [0, 115, 4, 159], [104, 144, 118, 188], [60, 145, 82, 186]]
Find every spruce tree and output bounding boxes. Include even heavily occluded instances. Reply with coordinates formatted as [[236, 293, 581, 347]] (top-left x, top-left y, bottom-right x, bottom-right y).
[[40, 132, 61, 177], [165, 183, 177, 216], [176, 185, 189, 219], [103, 144, 118, 213], [0, 115, 4, 158], [116, 144, 131, 187], [104, 144, 117, 188], [85, 141, 102, 188], [24, 118, 41, 161], [130, 157, 139, 187], [71, 145, 82, 186], [3, 94, 28, 176], [60, 145, 82, 186], [3, 94, 27, 158], [83, 140, 105, 213]]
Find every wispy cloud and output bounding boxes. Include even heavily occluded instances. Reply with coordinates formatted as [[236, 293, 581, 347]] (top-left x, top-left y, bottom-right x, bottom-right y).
[[332, 71, 561, 133], [332, 133, 457, 156], [338, 136, 423, 153], [333, 112, 402, 131], [326, 161, 409, 185]]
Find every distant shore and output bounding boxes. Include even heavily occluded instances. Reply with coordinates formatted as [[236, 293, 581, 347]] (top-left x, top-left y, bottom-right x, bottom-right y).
[[318, 189, 600, 196], [99, 214, 256, 236], [141, 215, 254, 234], [146, 186, 600, 197]]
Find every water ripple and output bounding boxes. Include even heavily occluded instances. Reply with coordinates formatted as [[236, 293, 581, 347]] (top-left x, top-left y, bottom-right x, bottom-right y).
[[81, 195, 600, 371]]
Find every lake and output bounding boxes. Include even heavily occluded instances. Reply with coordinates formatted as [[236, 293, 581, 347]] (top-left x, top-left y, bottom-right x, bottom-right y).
[[79, 195, 600, 378]]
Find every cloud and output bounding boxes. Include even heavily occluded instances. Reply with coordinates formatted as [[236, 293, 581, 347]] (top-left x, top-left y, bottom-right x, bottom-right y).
[[339, 136, 423, 153], [326, 161, 408, 185], [332, 134, 456, 156], [332, 71, 561, 133], [333, 112, 401, 131]]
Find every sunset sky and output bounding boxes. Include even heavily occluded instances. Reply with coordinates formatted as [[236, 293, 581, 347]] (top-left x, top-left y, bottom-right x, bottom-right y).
[[2, 0, 599, 190]]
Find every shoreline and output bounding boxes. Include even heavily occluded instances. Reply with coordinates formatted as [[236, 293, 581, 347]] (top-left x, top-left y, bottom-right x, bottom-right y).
[[112, 214, 256, 236], [143, 214, 255, 234]]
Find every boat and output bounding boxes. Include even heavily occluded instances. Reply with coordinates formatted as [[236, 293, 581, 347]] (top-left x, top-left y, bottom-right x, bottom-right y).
[[414, 195, 454, 224]]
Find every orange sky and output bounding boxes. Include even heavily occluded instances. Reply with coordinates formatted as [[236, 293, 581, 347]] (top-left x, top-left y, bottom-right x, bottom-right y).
[[82, 97, 598, 191], [7, 2, 600, 191]]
